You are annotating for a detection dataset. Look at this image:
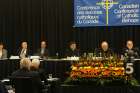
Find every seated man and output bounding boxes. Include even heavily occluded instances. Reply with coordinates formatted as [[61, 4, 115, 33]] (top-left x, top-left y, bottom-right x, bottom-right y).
[[30, 59, 47, 82], [122, 40, 139, 58], [95, 41, 114, 57], [11, 58, 43, 93], [12, 58, 32, 77], [35, 41, 49, 59], [17, 41, 31, 58], [65, 41, 80, 57]]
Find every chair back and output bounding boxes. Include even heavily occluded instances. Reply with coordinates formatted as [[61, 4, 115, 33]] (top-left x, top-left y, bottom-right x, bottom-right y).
[[10, 76, 40, 93]]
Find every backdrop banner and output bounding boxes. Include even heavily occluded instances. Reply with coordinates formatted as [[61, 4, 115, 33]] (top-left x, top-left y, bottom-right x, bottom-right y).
[[74, 0, 140, 27]]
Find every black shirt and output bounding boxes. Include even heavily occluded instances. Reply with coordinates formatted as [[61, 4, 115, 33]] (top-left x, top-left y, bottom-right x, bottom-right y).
[[122, 47, 139, 58], [65, 48, 80, 57], [95, 48, 114, 57]]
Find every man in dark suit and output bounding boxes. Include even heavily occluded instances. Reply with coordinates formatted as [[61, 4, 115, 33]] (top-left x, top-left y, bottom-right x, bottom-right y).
[[65, 41, 80, 57], [122, 40, 139, 58], [30, 59, 47, 82], [36, 41, 49, 59], [12, 58, 33, 77], [11, 58, 43, 93], [17, 41, 30, 58], [95, 41, 114, 57]]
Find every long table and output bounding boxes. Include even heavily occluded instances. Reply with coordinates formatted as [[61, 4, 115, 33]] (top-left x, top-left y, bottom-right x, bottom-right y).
[[0, 59, 140, 82], [1, 59, 140, 93]]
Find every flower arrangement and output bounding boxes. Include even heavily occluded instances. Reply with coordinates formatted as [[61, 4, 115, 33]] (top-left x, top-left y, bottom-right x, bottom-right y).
[[64, 58, 139, 86], [70, 58, 125, 80]]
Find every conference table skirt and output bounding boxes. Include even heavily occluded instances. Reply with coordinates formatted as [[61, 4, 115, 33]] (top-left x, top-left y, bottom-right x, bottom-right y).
[[0, 59, 140, 93], [0, 59, 19, 80]]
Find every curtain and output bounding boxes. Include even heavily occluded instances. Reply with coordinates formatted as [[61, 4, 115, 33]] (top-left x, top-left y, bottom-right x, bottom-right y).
[[0, 0, 140, 56]]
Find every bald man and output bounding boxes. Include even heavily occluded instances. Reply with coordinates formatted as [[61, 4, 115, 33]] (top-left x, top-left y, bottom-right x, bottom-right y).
[[123, 40, 139, 58], [95, 41, 114, 57]]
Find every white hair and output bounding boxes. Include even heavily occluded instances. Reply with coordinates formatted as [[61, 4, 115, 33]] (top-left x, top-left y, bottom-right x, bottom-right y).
[[31, 59, 40, 69], [20, 58, 31, 70]]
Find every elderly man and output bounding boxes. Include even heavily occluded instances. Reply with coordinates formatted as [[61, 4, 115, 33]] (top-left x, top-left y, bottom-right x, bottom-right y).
[[12, 58, 31, 76], [95, 41, 114, 57], [12, 58, 42, 78], [30, 59, 47, 82], [123, 40, 139, 58], [11, 58, 44, 93]]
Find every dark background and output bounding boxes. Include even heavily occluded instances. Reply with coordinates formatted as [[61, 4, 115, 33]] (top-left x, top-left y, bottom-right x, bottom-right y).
[[0, 0, 140, 57]]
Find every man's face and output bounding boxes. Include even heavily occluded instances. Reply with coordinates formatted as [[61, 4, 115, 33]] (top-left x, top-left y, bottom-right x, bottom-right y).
[[101, 42, 109, 51], [70, 43, 76, 50], [21, 42, 27, 49], [0, 45, 3, 50], [41, 41, 46, 48], [127, 41, 133, 49]]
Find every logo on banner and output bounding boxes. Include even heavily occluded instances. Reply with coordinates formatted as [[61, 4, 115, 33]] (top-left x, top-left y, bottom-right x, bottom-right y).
[[97, 0, 118, 25]]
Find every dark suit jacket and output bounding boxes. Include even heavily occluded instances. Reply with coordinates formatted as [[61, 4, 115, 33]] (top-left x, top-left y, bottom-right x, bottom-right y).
[[36, 48, 49, 58], [94, 48, 114, 57], [11, 69, 43, 93], [30, 68, 47, 82], [11, 69, 41, 79], [65, 48, 80, 57], [122, 47, 139, 58], [17, 48, 31, 57]]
